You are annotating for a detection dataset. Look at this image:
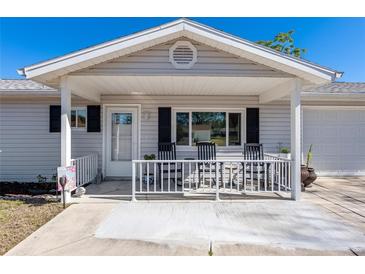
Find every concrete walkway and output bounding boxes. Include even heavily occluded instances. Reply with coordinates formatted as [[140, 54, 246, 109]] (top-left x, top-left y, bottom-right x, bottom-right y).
[[6, 177, 365, 256], [95, 201, 365, 252]]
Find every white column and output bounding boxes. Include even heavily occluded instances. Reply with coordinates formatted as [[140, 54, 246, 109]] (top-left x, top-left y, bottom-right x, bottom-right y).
[[290, 78, 301, 200], [60, 76, 71, 167]]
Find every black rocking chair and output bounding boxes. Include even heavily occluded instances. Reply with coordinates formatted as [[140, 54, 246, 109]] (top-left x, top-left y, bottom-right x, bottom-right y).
[[243, 143, 270, 184], [197, 141, 219, 185], [158, 142, 182, 188]]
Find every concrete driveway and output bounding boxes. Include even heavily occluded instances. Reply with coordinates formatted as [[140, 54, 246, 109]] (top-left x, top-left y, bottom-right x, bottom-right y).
[[6, 177, 365, 256], [303, 177, 365, 232]]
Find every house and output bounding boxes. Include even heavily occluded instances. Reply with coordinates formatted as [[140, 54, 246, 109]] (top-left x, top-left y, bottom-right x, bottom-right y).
[[1, 18, 364, 200]]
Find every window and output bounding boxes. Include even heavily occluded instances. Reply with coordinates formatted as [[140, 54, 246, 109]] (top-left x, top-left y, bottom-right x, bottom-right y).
[[174, 110, 244, 147], [176, 112, 189, 145], [71, 107, 87, 129], [192, 112, 226, 146]]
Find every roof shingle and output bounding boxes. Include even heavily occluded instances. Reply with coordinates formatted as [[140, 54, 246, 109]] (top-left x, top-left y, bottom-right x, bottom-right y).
[[0, 79, 56, 91], [0, 79, 364, 95], [305, 82, 365, 94]]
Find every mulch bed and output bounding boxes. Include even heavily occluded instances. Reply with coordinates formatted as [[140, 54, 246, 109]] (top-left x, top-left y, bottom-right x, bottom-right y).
[[0, 182, 58, 196], [0, 195, 65, 255]]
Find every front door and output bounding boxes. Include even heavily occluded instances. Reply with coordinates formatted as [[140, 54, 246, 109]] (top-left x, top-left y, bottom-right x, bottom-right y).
[[105, 107, 138, 177]]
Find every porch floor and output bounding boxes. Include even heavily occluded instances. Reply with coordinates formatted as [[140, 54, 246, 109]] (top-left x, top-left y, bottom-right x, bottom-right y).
[[76, 179, 291, 203]]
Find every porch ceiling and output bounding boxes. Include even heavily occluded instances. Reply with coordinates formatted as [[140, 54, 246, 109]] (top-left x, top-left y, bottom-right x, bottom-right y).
[[67, 75, 293, 99]]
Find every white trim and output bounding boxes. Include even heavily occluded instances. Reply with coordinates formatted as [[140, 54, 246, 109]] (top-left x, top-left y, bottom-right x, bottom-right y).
[[102, 104, 141, 177], [300, 106, 304, 164], [19, 19, 340, 85], [19, 19, 185, 74], [302, 92, 365, 96], [317, 172, 365, 177], [259, 79, 295, 104], [60, 77, 72, 167], [171, 107, 246, 150], [302, 105, 365, 110], [290, 78, 301, 201]]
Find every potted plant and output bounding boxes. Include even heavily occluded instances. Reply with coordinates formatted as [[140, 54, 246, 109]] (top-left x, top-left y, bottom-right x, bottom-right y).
[[143, 154, 155, 184], [144, 154, 156, 161], [279, 147, 291, 159], [303, 144, 317, 187], [301, 164, 309, 190]]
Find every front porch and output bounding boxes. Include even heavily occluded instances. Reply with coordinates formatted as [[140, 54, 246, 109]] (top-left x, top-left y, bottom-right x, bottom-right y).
[[75, 179, 292, 202], [71, 152, 292, 201], [131, 154, 292, 200], [60, 76, 303, 200]]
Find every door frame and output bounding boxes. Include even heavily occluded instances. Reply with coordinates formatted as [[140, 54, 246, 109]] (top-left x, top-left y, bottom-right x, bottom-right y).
[[102, 104, 141, 177]]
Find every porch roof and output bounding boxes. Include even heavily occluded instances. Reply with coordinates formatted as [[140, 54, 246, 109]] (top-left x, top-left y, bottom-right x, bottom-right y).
[[18, 18, 342, 89], [2, 79, 365, 99]]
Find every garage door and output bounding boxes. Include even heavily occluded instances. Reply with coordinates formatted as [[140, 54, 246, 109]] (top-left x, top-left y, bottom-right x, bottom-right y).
[[303, 108, 365, 176]]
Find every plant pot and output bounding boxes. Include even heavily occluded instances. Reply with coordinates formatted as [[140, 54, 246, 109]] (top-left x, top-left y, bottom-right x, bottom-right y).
[[301, 165, 310, 183], [279, 153, 291, 159], [303, 167, 317, 187]]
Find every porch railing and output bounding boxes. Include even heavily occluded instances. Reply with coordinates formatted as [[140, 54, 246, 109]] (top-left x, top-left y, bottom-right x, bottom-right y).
[[132, 157, 291, 201], [71, 153, 98, 187]]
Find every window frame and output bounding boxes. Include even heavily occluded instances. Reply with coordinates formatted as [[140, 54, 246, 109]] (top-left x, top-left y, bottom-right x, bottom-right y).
[[172, 108, 246, 150], [71, 107, 87, 130]]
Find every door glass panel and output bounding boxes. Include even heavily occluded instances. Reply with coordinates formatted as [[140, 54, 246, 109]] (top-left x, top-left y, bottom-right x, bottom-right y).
[[111, 113, 132, 161], [176, 112, 189, 145], [229, 113, 241, 146]]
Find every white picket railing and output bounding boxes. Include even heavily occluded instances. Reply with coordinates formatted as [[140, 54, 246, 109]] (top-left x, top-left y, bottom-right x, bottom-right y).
[[131, 157, 291, 201], [71, 154, 98, 187]]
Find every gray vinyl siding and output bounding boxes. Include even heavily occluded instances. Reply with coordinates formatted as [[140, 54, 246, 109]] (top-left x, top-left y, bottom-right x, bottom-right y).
[[0, 99, 102, 182], [101, 95, 291, 160], [0, 95, 292, 181], [74, 38, 291, 78], [260, 105, 291, 152], [3, 94, 361, 182]]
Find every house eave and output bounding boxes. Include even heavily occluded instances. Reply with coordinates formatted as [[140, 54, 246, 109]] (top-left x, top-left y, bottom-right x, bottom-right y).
[[18, 18, 341, 86], [301, 92, 365, 101]]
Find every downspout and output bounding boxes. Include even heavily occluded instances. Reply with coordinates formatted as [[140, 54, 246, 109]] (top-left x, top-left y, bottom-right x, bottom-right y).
[[17, 68, 26, 77]]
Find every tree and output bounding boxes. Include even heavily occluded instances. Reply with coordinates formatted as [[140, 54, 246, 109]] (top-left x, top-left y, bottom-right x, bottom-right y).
[[256, 30, 307, 58]]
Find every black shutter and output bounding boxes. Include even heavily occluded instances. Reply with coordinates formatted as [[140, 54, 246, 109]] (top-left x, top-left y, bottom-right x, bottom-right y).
[[246, 108, 260, 143], [49, 105, 61, 132], [87, 105, 101, 132], [158, 107, 171, 143]]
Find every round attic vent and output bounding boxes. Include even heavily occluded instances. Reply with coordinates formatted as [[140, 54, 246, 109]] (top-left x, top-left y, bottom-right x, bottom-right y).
[[169, 41, 197, 69]]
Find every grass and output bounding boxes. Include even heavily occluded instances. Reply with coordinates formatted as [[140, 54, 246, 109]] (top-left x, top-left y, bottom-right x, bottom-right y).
[[0, 197, 64, 255]]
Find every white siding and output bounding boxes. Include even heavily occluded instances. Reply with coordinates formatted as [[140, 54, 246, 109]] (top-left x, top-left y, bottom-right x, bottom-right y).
[[74, 38, 291, 78], [0, 99, 102, 182], [5, 94, 363, 181], [260, 105, 291, 152], [101, 95, 291, 160]]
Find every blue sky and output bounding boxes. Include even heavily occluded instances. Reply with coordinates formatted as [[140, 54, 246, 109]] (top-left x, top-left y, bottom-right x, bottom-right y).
[[1, 17, 364, 82]]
